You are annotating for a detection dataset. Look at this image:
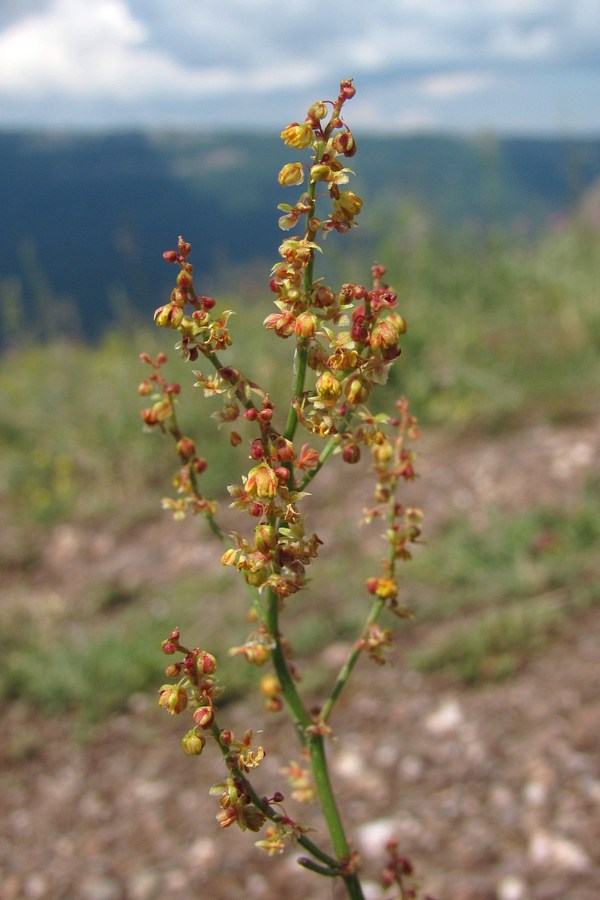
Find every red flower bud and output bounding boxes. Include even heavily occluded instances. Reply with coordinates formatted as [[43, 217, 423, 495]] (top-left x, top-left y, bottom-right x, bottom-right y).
[[176, 437, 196, 460], [176, 269, 193, 290], [193, 705, 215, 729], [342, 444, 361, 464], [250, 439, 265, 460], [339, 79, 356, 100], [274, 466, 290, 484], [196, 651, 217, 675]]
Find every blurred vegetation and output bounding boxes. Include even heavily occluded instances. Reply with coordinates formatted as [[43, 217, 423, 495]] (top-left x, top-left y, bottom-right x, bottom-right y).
[[1, 211, 599, 722]]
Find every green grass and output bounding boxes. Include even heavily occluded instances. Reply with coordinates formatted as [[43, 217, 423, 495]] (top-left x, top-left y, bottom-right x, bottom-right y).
[[408, 494, 600, 683], [373, 216, 600, 428], [0, 572, 256, 723]]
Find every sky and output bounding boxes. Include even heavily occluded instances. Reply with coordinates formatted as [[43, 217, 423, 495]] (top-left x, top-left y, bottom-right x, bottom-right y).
[[0, 0, 599, 134]]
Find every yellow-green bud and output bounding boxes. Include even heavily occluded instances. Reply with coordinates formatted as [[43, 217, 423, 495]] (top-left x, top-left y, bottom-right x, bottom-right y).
[[294, 311, 318, 339], [345, 374, 371, 405], [158, 684, 188, 715], [182, 730, 206, 755], [310, 164, 332, 183], [154, 303, 184, 329], [334, 191, 363, 219], [316, 370, 342, 405], [373, 441, 393, 463], [278, 162, 305, 186], [370, 319, 399, 350], [255, 524, 278, 552], [246, 463, 279, 500], [308, 101, 327, 120], [280, 122, 313, 149]]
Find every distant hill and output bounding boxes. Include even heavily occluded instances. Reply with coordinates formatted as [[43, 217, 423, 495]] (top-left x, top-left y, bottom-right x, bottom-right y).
[[1, 130, 600, 344]]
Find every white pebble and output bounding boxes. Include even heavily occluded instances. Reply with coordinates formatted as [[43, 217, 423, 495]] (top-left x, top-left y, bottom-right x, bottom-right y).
[[496, 874, 527, 900], [529, 829, 591, 872], [425, 698, 464, 735]]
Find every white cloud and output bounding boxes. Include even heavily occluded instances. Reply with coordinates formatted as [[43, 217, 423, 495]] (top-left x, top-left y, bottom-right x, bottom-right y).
[[420, 71, 494, 99], [0, 0, 599, 131], [0, 0, 331, 104], [0, 0, 146, 94]]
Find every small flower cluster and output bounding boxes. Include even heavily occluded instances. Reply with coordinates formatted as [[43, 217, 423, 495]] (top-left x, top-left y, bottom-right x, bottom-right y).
[[155, 236, 233, 363], [159, 627, 316, 851], [158, 628, 222, 756], [138, 352, 215, 519], [380, 839, 437, 900], [363, 396, 423, 608], [264, 78, 409, 449]]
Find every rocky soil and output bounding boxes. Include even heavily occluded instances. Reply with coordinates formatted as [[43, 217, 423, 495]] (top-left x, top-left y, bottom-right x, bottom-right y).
[[1, 417, 599, 900]]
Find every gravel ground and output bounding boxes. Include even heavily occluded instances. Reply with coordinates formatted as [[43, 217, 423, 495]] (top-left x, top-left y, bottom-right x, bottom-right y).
[[1, 418, 599, 900]]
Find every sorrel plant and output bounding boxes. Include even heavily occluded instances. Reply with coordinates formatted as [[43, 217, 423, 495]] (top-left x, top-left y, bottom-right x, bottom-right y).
[[139, 79, 428, 899]]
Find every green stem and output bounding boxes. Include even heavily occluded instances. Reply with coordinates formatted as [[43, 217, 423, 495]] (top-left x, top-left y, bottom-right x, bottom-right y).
[[307, 734, 364, 899], [263, 586, 311, 737], [321, 597, 386, 723], [262, 584, 363, 898], [283, 176, 318, 443], [322, 487, 403, 724]]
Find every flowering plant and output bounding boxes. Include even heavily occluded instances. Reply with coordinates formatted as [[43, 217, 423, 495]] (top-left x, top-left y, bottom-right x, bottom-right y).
[[139, 80, 428, 899]]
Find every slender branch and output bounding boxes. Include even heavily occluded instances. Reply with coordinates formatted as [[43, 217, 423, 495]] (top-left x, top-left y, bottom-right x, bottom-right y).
[[321, 597, 386, 723], [283, 168, 318, 444], [263, 585, 311, 737], [210, 723, 340, 869]]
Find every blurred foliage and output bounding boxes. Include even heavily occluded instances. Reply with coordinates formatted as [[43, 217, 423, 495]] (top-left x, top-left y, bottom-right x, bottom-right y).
[[409, 495, 600, 683]]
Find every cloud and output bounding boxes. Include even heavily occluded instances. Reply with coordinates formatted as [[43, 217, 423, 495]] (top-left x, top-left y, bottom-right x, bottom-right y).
[[0, 0, 148, 95], [0, 0, 599, 131], [420, 72, 494, 99]]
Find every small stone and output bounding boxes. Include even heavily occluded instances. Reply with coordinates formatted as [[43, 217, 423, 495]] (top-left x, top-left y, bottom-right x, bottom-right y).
[[333, 749, 363, 779], [398, 753, 424, 782], [79, 875, 121, 900], [362, 879, 386, 900], [522, 780, 548, 807], [529, 829, 591, 872], [128, 871, 160, 900], [425, 698, 464, 735], [189, 837, 217, 867], [23, 875, 47, 899], [496, 875, 527, 900]]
